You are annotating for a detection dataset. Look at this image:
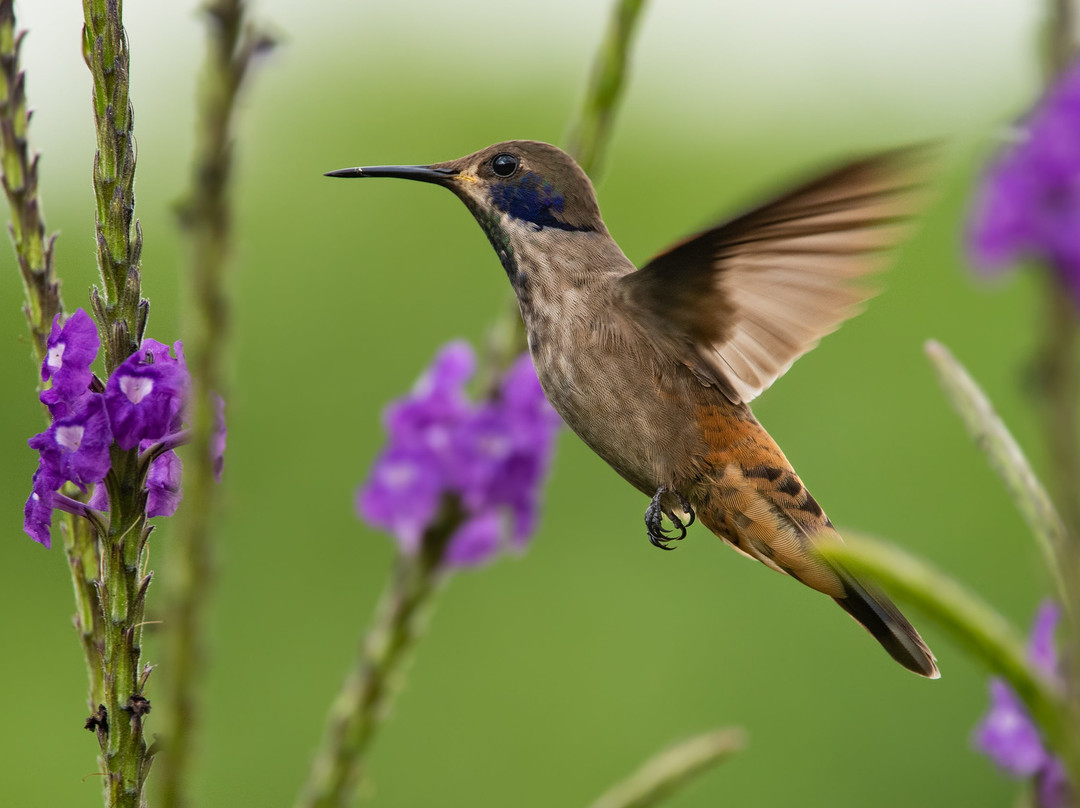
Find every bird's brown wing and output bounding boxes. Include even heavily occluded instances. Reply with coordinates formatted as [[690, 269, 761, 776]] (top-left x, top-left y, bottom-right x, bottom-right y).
[[619, 148, 930, 403]]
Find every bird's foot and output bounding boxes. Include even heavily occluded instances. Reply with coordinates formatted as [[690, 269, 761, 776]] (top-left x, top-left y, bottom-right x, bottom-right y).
[[645, 486, 696, 550]]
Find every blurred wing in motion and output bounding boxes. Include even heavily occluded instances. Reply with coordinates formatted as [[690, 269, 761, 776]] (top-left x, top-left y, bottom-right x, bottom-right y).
[[621, 147, 931, 403]]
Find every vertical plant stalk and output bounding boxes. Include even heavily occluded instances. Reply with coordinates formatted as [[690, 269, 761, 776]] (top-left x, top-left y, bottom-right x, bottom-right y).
[[82, 1, 155, 805], [564, 0, 648, 177], [1037, 0, 1080, 543], [295, 510, 457, 808], [589, 729, 745, 808], [160, 3, 269, 806], [82, 0, 146, 372], [0, 0, 109, 797], [486, 0, 649, 377], [0, 0, 62, 365]]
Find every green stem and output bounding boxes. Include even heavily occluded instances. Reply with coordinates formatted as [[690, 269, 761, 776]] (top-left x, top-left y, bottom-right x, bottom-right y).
[[295, 513, 455, 808], [817, 535, 1080, 796], [924, 341, 1073, 611], [0, 0, 63, 367], [97, 448, 155, 808], [159, 4, 268, 805], [82, 0, 146, 373], [588, 729, 745, 808], [564, 0, 649, 177]]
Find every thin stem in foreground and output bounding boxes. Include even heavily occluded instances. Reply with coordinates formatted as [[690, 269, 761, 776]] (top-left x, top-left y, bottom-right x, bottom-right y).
[[159, 3, 269, 805], [589, 729, 745, 808]]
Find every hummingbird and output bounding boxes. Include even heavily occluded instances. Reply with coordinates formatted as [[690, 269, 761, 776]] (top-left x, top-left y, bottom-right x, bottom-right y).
[[327, 140, 938, 678]]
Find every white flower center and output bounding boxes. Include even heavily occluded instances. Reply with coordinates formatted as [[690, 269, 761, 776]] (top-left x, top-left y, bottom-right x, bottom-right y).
[[121, 375, 154, 404], [382, 462, 417, 489], [56, 425, 85, 452], [47, 342, 66, 370]]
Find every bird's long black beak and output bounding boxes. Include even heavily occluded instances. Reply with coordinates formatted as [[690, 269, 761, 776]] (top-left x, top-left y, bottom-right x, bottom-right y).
[[323, 164, 458, 185]]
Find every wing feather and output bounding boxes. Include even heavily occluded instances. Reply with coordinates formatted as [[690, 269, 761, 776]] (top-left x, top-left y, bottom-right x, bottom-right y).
[[621, 147, 930, 403]]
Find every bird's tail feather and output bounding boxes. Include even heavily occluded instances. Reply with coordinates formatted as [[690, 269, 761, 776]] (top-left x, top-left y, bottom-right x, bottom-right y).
[[833, 571, 939, 678]]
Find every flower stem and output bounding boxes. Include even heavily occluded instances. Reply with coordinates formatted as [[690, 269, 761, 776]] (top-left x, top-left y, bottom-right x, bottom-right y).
[[0, 0, 63, 369], [589, 728, 746, 808], [295, 513, 455, 808], [564, 0, 649, 177], [924, 341, 1072, 611], [81, 2, 157, 803], [82, 0, 146, 372], [159, 4, 269, 805]]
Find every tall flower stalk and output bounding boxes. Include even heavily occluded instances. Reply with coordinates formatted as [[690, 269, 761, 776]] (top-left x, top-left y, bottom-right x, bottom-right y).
[[160, 2, 268, 804]]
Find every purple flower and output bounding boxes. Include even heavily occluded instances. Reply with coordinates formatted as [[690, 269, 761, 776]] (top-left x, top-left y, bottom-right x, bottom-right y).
[[40, 309, 99, 417], [212, 394, 227, 482], [23, 466, 64, 548], [29, 394, 113, 490], [969, 59, 1080, 304], [357, 344, 560, 568], [357, 445, 444, 555], [145, 448, 183, 518], [974, 602, 1072, 807], [105, 339, 188, 450]]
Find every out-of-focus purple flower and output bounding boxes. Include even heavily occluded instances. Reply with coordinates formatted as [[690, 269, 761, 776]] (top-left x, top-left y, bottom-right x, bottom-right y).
[[145, 448, 183, 518], [357, 445, 444, 555], [40, 309, 99, 417], [105, 339, 188, 450], [357, 344, 560, 568], [974, 602, 1072, 807], [29, 395, 113, 489], [24, 466, 63, 548], [969, 59, 1080, 304], [212, 394, 227, 482], [445, 511, 502, 566]]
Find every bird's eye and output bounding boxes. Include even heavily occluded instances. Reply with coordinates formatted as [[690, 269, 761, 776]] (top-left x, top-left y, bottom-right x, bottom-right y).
[[491, 153, 520, 178]]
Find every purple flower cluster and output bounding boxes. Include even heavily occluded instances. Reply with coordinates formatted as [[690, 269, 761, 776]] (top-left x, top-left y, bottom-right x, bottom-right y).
[[357, 342, 561, 568], [974, 602, 1072, 808], [969, 58, 1080, 304], [24, 309, 225, 548]]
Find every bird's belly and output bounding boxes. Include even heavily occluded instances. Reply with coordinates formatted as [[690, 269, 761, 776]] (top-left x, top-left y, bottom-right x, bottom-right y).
[[530, 340, 700, 496]]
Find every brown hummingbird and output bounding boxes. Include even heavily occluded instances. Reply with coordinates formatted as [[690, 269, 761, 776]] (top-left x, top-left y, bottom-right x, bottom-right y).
[[326, 140, 939, 678]]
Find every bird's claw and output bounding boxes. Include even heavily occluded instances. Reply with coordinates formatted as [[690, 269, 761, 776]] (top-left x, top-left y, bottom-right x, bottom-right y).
[[645, 486, 695, 550]]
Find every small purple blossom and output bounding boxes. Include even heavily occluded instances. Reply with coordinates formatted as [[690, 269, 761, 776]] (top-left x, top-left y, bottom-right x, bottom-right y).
[[212, 394, 227, 482], [357, 344, 560, 568], [40, 309, 99, 417], [974, 602, 1072, 807], [145, 448, 183, 518], [29, 395, 113, 490], [105, 339, 188, 450], [24, 466, 63, 548], [969, 59, 1080, 304]]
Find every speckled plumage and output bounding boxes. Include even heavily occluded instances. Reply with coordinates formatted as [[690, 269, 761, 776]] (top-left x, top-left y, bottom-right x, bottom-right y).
[[331, 139, 938, 678]]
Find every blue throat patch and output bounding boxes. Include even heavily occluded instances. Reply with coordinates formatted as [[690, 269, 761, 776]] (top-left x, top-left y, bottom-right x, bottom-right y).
[[488, 171, 594, 232]]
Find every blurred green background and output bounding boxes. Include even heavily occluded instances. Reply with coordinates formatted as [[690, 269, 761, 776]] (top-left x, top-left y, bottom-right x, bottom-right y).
[[0, 0, 1060, 805]]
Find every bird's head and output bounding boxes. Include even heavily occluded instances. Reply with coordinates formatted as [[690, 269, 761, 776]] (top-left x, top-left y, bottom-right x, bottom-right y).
[[326, 140, 607, 279]]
